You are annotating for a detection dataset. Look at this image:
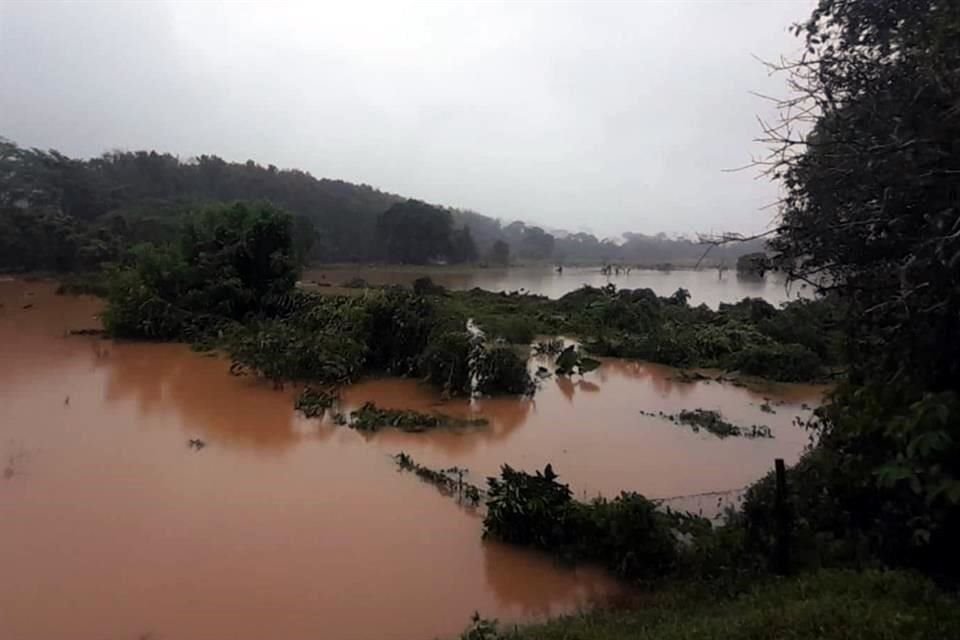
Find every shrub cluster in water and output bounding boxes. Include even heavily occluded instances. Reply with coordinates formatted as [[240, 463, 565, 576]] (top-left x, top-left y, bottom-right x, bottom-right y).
[[99, 204, 842, 392], [640, 408, 773, 439], [394, 452, 482, 505], [294, 387, 337, 417], [483, 464, 718, 581], [347, 402, 488, 432], [445, 284, 842, 383], [99, 204, 535, 396]]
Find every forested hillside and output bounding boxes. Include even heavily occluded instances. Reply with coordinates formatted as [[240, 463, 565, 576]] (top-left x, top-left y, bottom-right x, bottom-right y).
[[0, 138, 765, 271]]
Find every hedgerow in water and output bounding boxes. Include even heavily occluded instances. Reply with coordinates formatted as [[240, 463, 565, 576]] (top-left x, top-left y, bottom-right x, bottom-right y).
[[294, 387, 338, 417], [346, 402, 488, 432], [483, 464, 710, 581], [394, 452, 482, 505], [640, 409, 773, 439], [101, 205, 843, 390]]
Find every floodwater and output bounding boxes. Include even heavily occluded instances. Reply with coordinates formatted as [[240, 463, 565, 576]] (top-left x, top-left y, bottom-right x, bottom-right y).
[[0, 280, 825, 640], [303, 265, 811, 308]]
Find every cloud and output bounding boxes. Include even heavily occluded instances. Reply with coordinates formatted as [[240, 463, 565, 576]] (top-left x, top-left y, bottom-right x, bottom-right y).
[[0, 0, 814, 236]]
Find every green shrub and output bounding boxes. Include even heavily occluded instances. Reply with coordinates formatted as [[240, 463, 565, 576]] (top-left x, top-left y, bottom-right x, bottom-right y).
[[743, 383, 960, 581], [482, 315, 537, 345], [726, 343, 822, 382], [226, 322, 366, 384], [476, 346, 535, 395], [419, 330, 472, 395], [484, 464, 704, 582]]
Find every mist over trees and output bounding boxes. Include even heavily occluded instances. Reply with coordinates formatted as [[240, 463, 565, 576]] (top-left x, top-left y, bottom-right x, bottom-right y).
[[1, 137, 766, 271]]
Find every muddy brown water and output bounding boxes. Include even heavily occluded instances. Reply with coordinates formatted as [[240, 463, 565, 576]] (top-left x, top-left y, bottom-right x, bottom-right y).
[[303, 265, 812, 308], [0, 280, 825, 640]]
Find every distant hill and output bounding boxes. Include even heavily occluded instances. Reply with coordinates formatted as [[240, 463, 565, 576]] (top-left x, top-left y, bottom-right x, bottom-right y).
[[0, 137, 767, 270]]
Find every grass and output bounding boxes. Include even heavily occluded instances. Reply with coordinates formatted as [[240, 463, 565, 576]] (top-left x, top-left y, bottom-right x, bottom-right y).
[[465, 570, 960, 640]]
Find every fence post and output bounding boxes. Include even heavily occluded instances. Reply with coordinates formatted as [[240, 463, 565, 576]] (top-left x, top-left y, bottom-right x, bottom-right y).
[[774, 458, 790, 575]]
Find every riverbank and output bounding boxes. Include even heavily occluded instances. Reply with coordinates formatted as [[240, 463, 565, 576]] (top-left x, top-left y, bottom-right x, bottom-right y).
[[463, 570, 960, 640]]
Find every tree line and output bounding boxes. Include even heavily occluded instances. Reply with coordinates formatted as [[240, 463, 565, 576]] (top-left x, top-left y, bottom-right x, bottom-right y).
[[1, 138, 766, 272]]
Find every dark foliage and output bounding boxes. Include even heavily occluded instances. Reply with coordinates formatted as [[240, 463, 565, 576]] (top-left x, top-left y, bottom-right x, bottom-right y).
[[483, 464, 709, 582], [641, 409, 772, 439], [377, 199, 477, 265], [394, 452, 482, 505], [103, 202, 299, 339], [346, 402, 487, 432], [294, 387, 338, 418], [753, 0, 960, 581], [474, 346, 536, 396]]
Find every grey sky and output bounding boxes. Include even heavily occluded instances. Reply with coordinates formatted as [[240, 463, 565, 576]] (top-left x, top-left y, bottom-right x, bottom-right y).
[[0, 0, 813, 237]]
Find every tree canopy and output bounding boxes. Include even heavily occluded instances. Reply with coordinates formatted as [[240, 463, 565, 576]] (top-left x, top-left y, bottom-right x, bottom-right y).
[[764, 0, 960, 578], [1, 137, 772, 271], [376, 199, 477, 264]]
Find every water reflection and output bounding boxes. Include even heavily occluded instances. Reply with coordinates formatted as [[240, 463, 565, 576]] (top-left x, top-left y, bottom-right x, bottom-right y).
[[482, 540, 612, 616], [304, 265, 812, 308], [98, 343, 304, 453], [0, 280, 827, 640]]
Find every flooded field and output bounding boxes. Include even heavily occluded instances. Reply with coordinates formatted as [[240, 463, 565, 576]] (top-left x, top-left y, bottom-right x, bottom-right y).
[[303, 265, 811, 308], [0, 280, 825, 640]]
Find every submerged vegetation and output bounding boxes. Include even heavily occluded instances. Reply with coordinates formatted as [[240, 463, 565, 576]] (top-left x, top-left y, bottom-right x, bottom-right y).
[[347, 402, 488, 433], [483, 464, 723, 582], [88, 201, 841, 405], [294, 387, 337, 418], [394, 452, 482, 505], [640, 409, 773, 439]]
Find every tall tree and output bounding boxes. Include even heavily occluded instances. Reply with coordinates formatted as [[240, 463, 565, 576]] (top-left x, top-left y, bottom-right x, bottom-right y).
[[766, 0, 960, 575], [376, 199, 454, 264], [450, 225, 479, 263], [488, 240, 510, 266]]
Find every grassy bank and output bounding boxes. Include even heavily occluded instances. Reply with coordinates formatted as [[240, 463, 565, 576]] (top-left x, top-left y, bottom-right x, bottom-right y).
[[464, 570, 960, 640]]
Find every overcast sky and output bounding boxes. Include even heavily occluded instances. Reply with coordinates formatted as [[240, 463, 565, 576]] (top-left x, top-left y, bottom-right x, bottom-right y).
[[0, 0, 813, 237]]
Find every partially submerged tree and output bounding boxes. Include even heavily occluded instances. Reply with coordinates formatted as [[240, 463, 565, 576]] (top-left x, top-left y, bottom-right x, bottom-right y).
[[736, 252, 769, 277]]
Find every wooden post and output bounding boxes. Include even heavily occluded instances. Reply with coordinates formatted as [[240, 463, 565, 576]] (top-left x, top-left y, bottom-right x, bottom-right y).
[[774, 458, 790, 575]]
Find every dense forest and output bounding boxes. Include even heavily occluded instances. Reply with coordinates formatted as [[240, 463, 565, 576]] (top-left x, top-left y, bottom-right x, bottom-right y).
[[0, 138, 765, 271]]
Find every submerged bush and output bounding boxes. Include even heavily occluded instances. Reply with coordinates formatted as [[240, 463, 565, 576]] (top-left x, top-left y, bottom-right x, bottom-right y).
[[725, 343, 822, 382], [227, 322, 366, 384], [646, 409, 773, 439], [294, 387, 338, 417], [347, 402, 488, 432], [104, 203, 298, 339], [394, 452, 482, 505], [419, 330, 472, 395], [482, 315, 538, 345], [475, 346, 535, 395], [484, 464, 706, 581]]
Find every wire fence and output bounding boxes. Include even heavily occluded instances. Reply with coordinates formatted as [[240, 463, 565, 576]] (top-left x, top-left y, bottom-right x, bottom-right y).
[[653, 486, 747, 521]]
